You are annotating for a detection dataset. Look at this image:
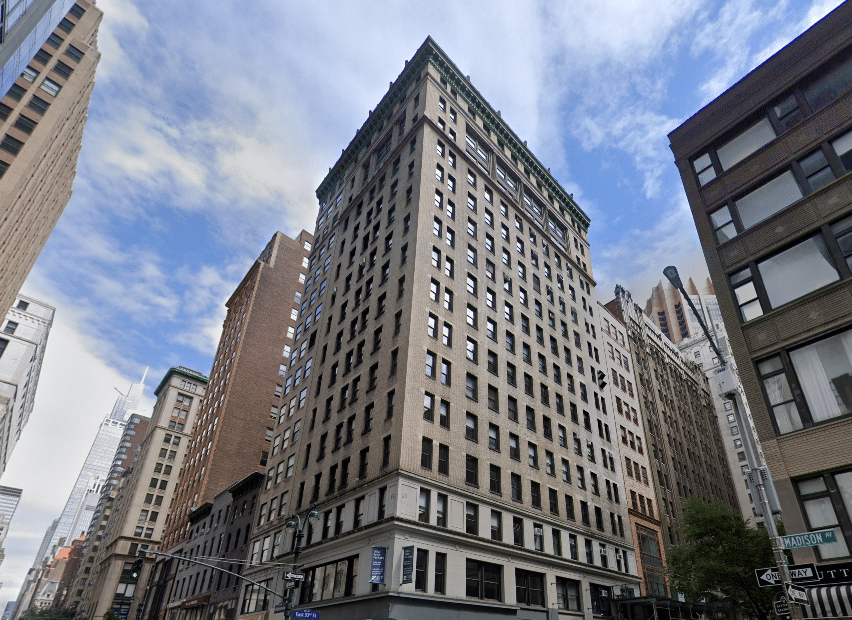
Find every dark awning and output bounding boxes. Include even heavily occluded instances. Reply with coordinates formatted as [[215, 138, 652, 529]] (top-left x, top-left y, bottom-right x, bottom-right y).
[[804, 584, 852, 618]]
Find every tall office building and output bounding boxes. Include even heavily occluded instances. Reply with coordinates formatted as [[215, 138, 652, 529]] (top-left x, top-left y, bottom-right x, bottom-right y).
[[606, 287, 739, 543], [71, 367, 206, 620], [62, 413, 151, 610], [0, 486, 22, 569], [597, 302, 667, 597], [0, 0, 102, 317], [241, 38, 638, 619], [669, 2, 852, 568], [0, 295, 54, 474], [40, 372, 148, 564], [643, 279, 765, 527], [161, 231, 313, 551]]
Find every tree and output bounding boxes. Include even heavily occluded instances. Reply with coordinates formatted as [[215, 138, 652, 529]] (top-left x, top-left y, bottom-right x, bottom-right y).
[[666, 497, 779, 620]]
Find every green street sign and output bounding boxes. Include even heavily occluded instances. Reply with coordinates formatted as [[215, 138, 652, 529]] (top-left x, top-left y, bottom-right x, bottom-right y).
[[781, 529, 837, 550]]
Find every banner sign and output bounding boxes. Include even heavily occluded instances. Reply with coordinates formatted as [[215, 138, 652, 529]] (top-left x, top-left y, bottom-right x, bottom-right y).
[[370, 546, 386, 584], [401, 546, 414, 584]]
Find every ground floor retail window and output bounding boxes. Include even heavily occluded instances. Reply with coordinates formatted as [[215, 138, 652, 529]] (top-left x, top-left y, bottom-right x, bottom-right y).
[[639, 527, 667, 596], [466, 559, 501, 601], [556, 577, 581, 611], [589, 583, 613, 616], [300, 555, 359, 604], [515, 568, 545, 607]]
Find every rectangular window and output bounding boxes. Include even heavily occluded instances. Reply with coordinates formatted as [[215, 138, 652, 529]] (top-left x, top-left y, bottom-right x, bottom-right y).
[[466, 559, 501, 601], [515, 568, 545, 607]]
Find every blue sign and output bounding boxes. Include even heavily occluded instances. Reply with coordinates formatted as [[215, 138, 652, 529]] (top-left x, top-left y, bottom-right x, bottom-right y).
[[370, 546, 386, 584], [293, 611, 319, 619], [274, 603, 287, 613], [401, 546, 414, 584]]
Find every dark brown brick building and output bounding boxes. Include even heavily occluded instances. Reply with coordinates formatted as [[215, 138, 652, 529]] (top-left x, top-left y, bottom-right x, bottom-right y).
[[670, 3, 852, 565], [162, 230, 312, 550]]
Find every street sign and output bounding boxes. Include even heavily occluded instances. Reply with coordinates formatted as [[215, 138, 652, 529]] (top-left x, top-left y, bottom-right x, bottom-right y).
[[284, 572, 305, 581], [774, 592, 790, 620], [782, 529, 838, 550], [293, 611, 319, 619], [756, 563, 819, 587], [786, 584, 809, 605], [274, 603, 287, 614]]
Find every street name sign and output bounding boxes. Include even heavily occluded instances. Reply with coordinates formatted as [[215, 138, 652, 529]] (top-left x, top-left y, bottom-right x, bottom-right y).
[[781, 529, 838, 550], [774, 592, 790, 620], [756, 563, 819, 587], [293, 611, 319, 619], [284, 572, 305, 581], [786, 584, 809, 605]]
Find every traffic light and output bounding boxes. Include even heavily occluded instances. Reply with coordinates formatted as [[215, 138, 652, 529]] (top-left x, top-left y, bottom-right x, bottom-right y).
[[131, 558, 144, 581]]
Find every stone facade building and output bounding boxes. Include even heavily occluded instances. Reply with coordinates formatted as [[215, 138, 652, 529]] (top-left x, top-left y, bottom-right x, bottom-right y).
[[241, 37, 639, 620], [605, 287, 739, 545]]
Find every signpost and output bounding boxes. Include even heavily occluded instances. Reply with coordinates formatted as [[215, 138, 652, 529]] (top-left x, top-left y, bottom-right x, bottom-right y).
[[756, 563, 818, 587], [284, 572, 305, 581], [292, 611, 319, 619], [781, 529, 838, 550]]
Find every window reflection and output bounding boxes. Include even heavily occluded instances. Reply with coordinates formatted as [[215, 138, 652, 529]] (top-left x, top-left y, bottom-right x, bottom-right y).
[[757, 235, 839, 308]]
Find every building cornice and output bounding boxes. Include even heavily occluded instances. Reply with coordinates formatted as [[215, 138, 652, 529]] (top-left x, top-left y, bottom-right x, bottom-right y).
[[315, 36, 590, 232]]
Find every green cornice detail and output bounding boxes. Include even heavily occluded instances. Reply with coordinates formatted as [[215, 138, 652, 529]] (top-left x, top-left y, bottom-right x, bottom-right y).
[[154, 366, 209, 396], [316, 37, 590, 233]]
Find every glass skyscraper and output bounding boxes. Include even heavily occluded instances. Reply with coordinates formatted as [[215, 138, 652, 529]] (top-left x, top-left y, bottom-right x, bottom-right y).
[[38, 372, 148, 563]]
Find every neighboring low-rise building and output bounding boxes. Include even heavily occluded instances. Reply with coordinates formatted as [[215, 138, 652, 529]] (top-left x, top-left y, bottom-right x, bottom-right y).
[[72, 367, 207, 620], [140, 473, 263, 620]]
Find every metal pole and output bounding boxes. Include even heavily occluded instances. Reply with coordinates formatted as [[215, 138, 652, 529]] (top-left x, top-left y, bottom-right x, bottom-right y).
[[662, 266, 803, 620]]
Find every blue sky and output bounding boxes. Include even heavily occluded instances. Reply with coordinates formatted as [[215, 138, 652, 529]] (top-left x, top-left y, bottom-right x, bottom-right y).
[[0, 0, 842, 601]]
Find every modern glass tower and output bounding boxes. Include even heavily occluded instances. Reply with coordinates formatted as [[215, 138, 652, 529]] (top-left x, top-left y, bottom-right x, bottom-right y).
[[39, 372, 148, 564]]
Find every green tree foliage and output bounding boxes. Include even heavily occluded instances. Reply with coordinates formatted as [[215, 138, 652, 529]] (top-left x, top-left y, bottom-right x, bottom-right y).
[[666, 497, 779, 620]]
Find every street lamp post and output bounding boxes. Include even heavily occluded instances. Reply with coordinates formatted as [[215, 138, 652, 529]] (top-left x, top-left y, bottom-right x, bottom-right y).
[[663, 266, 803, 620], [282, 508, 319, 619]]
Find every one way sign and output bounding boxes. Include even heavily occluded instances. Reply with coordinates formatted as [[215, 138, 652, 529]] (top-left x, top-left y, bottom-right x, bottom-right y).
[[787, 584, 809, 605], [755, 563, 819, 587]]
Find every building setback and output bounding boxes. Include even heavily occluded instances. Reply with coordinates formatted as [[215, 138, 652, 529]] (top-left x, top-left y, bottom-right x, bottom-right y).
[[669, 2, 852, 564], [241, 37, 638, 620], [162, 231, 313, 551], [0, 0, 101, 317], [70, 367, 206, 620], [605, 287, 739, 545], [643, 278, 765, 527], [0, 295, 54, 475]]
